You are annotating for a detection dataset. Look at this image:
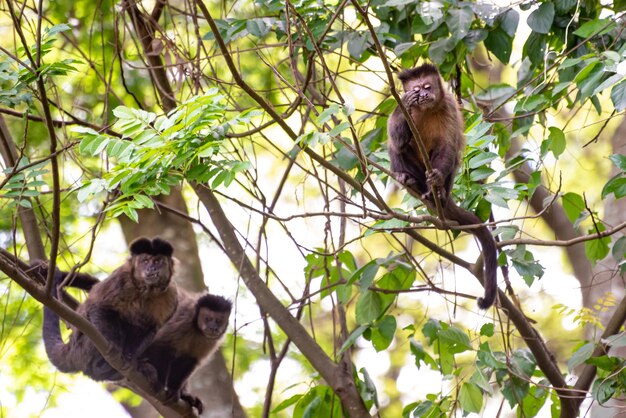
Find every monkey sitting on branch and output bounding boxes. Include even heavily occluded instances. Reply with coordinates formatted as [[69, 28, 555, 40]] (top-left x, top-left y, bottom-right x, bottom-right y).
[[53, 259, 232, 413], [387, 63, 498, 309], [40, 237, 179, 381]]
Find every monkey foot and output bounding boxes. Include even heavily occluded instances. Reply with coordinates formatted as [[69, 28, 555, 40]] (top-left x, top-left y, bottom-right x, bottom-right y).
[[426, 168, 444, 188], [181, 393, 204, 414]]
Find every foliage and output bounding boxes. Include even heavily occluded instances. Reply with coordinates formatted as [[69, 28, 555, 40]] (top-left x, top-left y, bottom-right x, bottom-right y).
[[1, 0, 626, 416]]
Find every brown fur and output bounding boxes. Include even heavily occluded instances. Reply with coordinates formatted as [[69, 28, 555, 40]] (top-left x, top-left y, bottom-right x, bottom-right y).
[[42, 238, 178, 381], [139, 290, 231, 413], [387, 64, 498, 309]]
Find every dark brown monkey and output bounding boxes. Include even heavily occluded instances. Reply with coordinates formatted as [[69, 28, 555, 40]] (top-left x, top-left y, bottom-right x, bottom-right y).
[[139, 291, 232, 413], [387, 64, 497, 309], [41, 237, 178, 381]]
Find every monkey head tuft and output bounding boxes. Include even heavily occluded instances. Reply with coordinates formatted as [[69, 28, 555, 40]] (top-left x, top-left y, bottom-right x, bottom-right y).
[[129, 237, 174, 257], [130, 238, 153, 256], [151, 238, 174, 257], [197, 294, 232, 314], [398, 63, 440, 83]]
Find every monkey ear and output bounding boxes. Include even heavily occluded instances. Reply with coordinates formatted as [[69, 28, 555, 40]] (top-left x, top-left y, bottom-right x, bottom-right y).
[[197, 294, 232, 313], [130, 238, 153, 256], [151, 238, 174, 257]]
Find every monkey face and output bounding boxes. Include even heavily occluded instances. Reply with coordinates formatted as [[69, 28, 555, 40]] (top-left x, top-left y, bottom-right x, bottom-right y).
[[197, 307, 229, 339], [133, 254, 173, 291], [402, 76, 440, 109]]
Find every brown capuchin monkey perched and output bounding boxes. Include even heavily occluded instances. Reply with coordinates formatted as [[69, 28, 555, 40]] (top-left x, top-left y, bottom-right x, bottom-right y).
[[40, 237, 178, 381], [139, 291, 232, 413], [387, 63, 498, 309]]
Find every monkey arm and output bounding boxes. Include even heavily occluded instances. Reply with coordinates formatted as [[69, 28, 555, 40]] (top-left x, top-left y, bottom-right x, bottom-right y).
[[388, 112, 429, 195], [428, 140, 460, 199], [86, 306, 125, 351]]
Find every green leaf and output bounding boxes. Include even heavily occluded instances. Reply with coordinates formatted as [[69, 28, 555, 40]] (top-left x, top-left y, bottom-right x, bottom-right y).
[[562, 192, 585, 223], [446, 6, 473, 42], [272, 394, 303, 413], [480, 323, 494, 337], [428, 37, 455, 64], [44, 23, 71, 39], [355, 291, 383, 324], [371, 315, 396, 351], [422, 318, 442, 344], [438, 326, 472, 354], [518, 385, 548, 418], [348, 33, 369, 60], [458, 382, 483, 413], [338, 325, 368, 356], [592, 376, 618, 405], [527, 3, 554, 34], [357, 368, 379, 409], [586, 355, 619, 371], [468, 151, 498, 169], [567, 342, 594, 372], [246, 18, 270, 38], [510, 248, 544, 286], [511, 349, 536, 378], [602, 176, 626, 199], [403, 400, 434, 417], [548, 127, 566, 158], [602, 333, 626, 348], [523, 32, 547, 66], [329, 121, 350, 137], [79, 134, 110, 156], [573, 18, 615, 38], [612, 236, 626, 261], [499, 9, 519, 36], [293, 386, 342, 418], [317, 104, 341, 125], [470, 368, 493, 395], [350, 259, 380, 289], [592, 73, 624, 97], [611, 80, 626, 111], [409, 339, 437, 370], [585, 224, 611, 265], [609, 154, 626, 172], [484, 27, 513, 64]]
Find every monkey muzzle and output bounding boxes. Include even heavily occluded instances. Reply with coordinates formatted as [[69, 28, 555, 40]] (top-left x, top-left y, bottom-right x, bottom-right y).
[[144, 271, 171, 291], [417, 93, 433, 105]]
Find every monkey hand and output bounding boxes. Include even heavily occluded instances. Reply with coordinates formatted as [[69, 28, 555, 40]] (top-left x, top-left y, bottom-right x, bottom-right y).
[[136, 361, 160, 390], [180, 392, 204, 415], [395, 171, 417, 187], [401, 89, 420, 109], [29, 260, 49, 279]]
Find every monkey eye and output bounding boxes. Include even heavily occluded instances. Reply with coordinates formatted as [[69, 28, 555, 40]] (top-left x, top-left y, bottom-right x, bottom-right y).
[[424, 84, 431, 90]]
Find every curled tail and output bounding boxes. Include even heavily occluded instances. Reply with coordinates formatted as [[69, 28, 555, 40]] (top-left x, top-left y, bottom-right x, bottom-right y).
[[444, 202, 498, 309], [42, 268, 79, 373]]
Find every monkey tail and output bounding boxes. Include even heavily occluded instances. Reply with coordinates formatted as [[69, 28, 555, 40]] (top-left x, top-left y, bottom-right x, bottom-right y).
[[443, 202, 498, 309], [64, 272, 99, 291], [42, 269, 79, 372]]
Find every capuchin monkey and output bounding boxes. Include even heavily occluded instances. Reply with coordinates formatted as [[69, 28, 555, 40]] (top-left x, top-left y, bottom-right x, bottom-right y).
[[387, 63, 498, 309], [139, 291, 232, 413], [40, 237, 178, 381]]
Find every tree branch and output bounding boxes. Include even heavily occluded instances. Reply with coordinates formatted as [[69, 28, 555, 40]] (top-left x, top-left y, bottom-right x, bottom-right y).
[[192, 182, 371, 417]]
